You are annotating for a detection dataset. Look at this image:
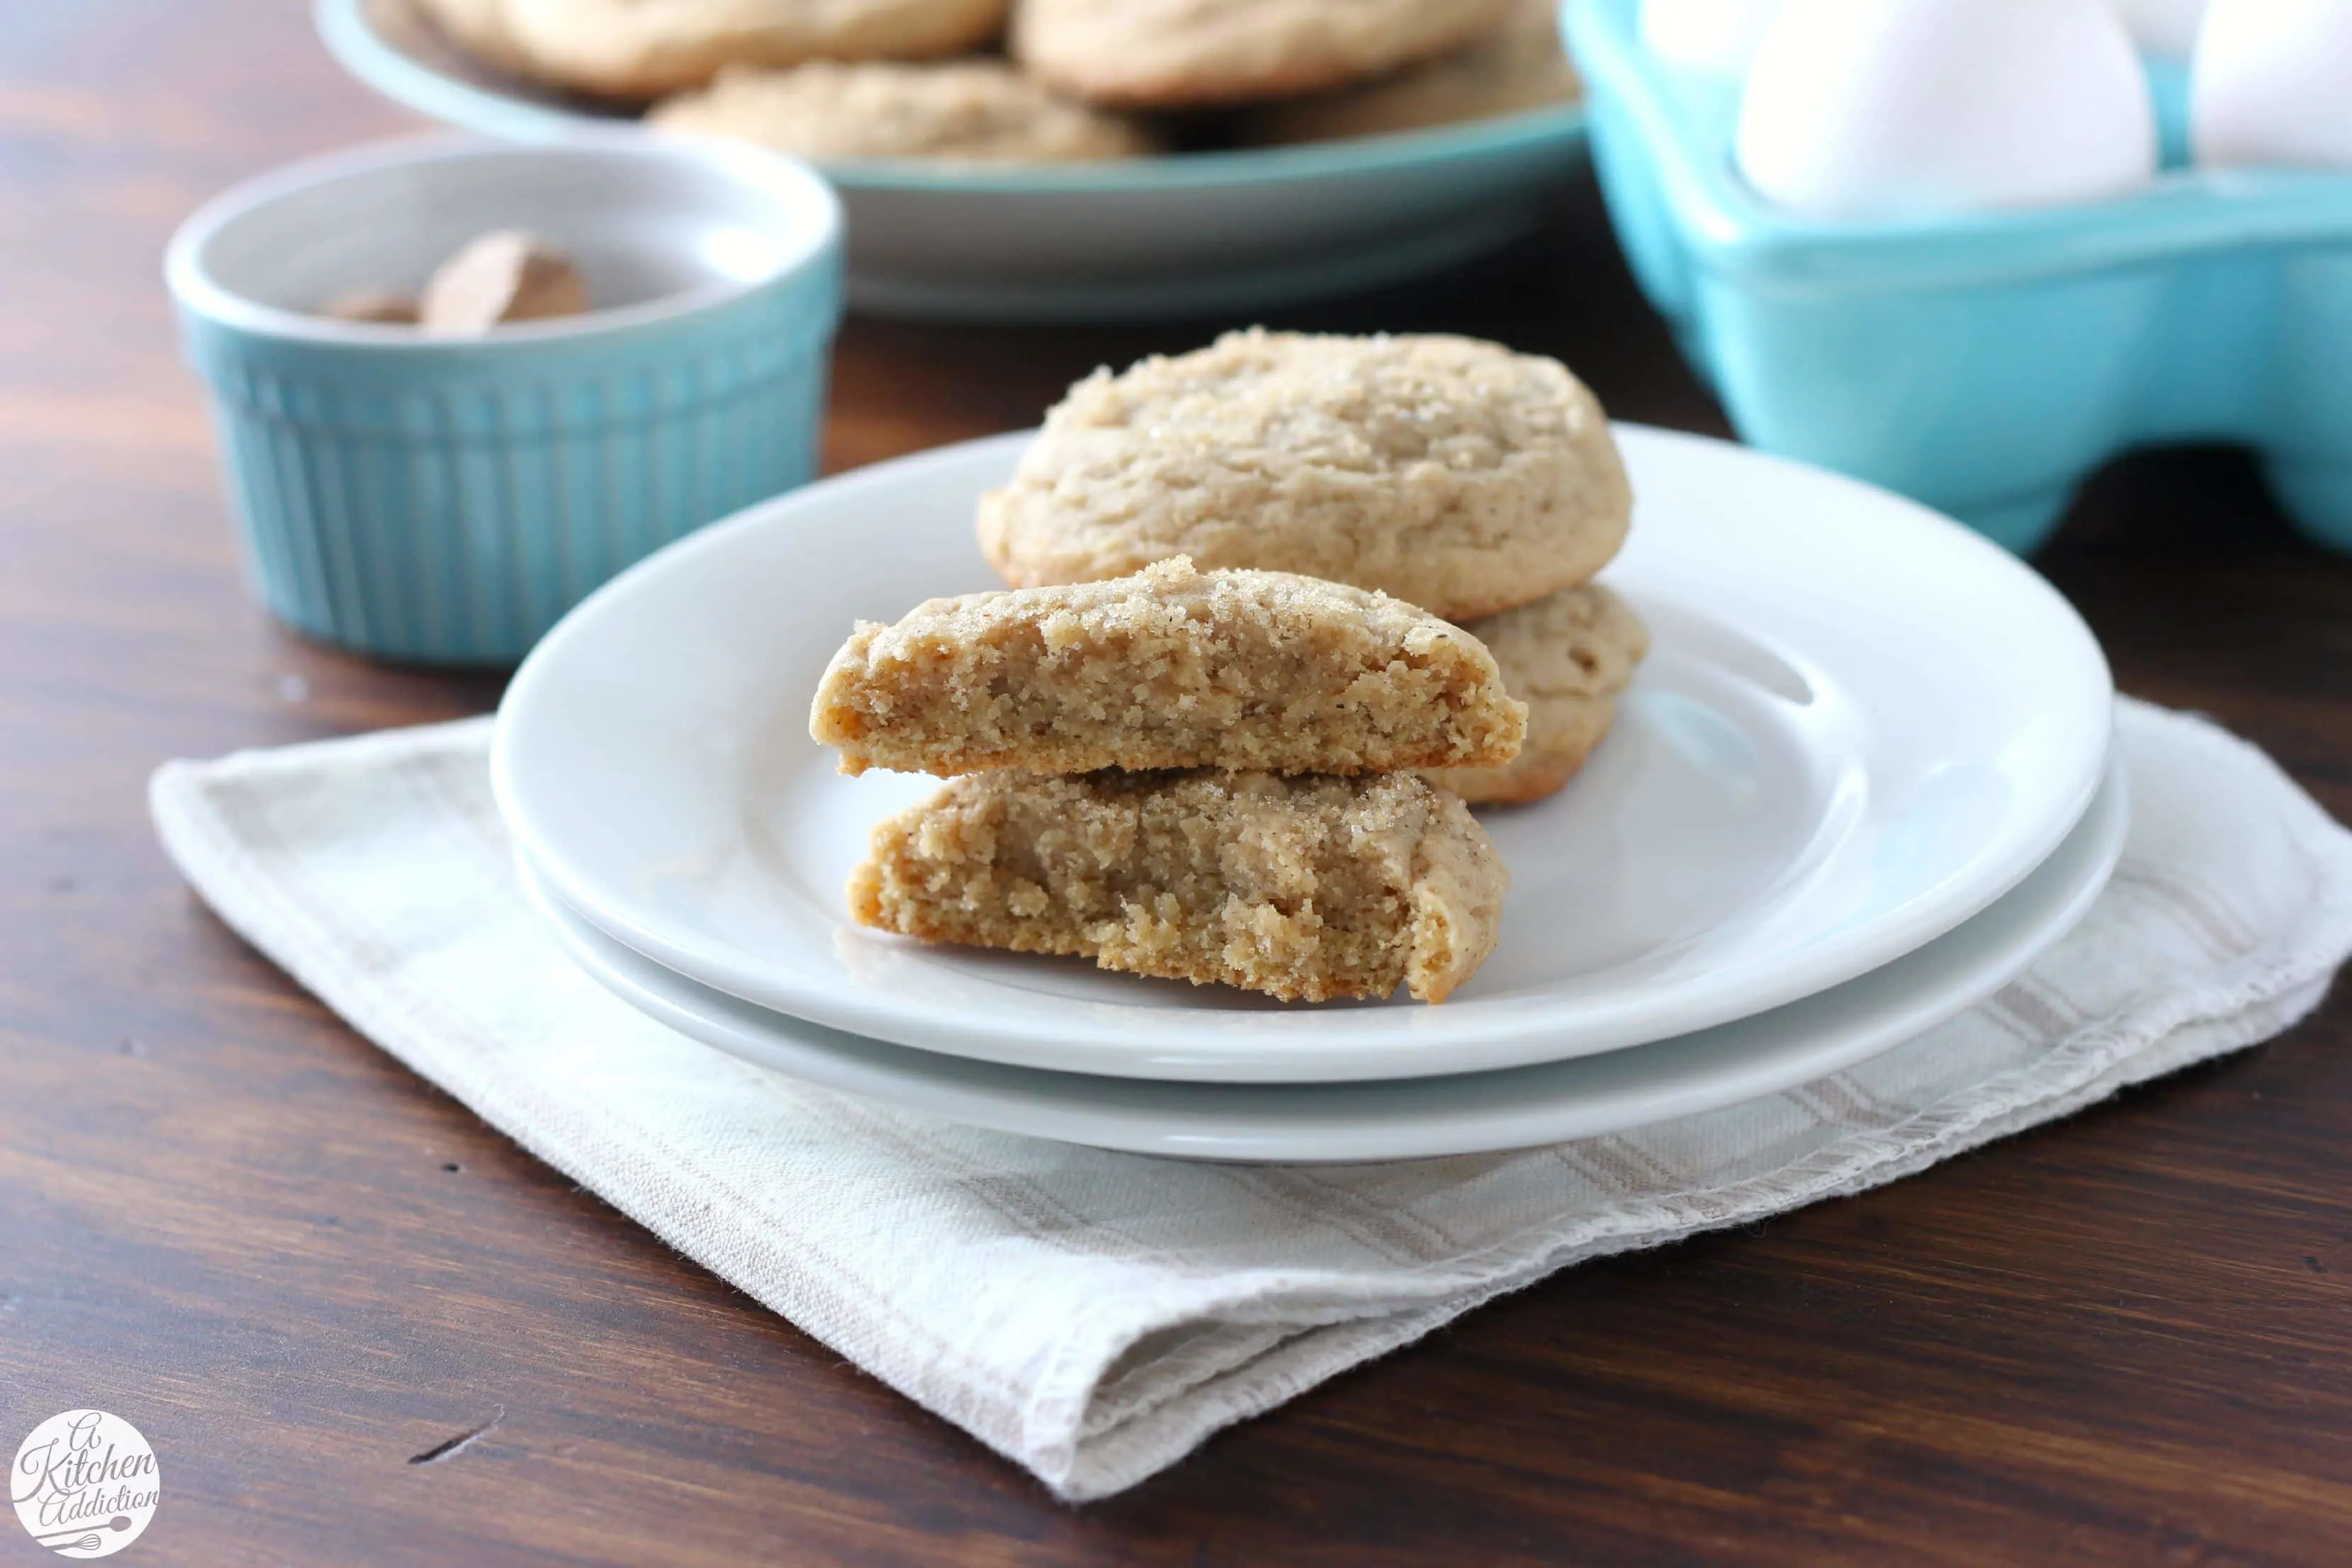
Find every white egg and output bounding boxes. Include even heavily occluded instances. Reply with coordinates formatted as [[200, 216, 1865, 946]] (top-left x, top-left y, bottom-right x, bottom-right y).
[[1735, 0, 2158, 218], [1638, 0, 1791, 74], [2192, 0, 2352, 167], [2114, 0, 2207, 56]]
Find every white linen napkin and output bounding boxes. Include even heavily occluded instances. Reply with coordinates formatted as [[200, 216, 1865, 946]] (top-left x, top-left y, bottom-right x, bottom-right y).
[[149, 698, 2352, 1501]]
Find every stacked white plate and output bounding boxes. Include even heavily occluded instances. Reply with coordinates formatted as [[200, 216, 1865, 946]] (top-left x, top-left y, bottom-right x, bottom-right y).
[[492, 427, 2121, 1161]]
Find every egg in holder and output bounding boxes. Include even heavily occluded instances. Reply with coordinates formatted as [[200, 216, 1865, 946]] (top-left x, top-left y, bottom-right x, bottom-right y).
[[1566, 0, 2352, 554]]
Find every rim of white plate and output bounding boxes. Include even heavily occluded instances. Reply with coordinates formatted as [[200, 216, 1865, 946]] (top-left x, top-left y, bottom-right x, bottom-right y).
[[493, 426, 2113, 1081], [515, 758, 2129, 1161]]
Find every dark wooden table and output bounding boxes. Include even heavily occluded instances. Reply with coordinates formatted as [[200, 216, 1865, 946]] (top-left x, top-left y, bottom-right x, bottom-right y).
[[8, 5, 2352, 1563]]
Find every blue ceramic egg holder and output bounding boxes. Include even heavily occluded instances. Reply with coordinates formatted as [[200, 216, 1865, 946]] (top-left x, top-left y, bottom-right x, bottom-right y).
[[1564, 0, 2352, 554]]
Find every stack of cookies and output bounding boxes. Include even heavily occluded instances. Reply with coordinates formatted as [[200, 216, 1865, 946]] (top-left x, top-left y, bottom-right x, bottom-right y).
[[808, 327, 1642, 1005], [978, 327, 1648, 806], [415, 0, 1579, 164], [810, 556, 1521, 1002]]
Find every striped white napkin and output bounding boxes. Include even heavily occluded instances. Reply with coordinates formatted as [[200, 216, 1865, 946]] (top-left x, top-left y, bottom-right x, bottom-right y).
[[150, 698, 2352, 1501]]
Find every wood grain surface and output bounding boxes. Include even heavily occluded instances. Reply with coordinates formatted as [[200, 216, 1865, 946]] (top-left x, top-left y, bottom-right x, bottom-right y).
[[6, 4, 2352, 1564]]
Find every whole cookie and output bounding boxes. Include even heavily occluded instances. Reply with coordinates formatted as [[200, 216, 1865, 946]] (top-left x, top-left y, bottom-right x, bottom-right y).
[[412, 0, 537, 77], [1421, 583, 1648, 806], [1011, 0, 1514, 108], [651, 60, 1155, 162], [486, 0, 1012, 98], [977, 329, 1633, 622], [1251, 0, 1580, 145]]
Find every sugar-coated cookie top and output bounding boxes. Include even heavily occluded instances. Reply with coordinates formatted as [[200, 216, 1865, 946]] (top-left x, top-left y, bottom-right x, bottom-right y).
[[1046, 328, 1589, 478], [651, 60, 1154, 162], [1013, 0, 1515, 108], [476, 0, 1014, 96], [1252, 0, 1579, 145], [978, 329, 1633, 621]]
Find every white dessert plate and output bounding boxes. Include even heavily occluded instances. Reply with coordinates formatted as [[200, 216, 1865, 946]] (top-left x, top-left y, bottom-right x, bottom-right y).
[[316, 0, 1588, 320], [494, 425, 2115, 1083], [518, 757, 2127, 1161]]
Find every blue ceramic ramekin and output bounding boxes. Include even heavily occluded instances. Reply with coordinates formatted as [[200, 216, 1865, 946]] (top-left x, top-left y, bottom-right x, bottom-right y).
[[167, 133, 842, 663], [1566, 0, 2352, 554]]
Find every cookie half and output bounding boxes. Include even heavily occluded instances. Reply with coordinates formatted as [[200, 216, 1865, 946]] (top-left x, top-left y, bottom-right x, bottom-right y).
[[486, 0, 1013, 98], [1012, 0, 1514, 108], [1421, 583, 1648, 806], [651, 60, 1155, 161], [850, 768, 1508, 1002], [1249, 0, 1580, 144], [978, 329, 1633, 622], [811, 556, 1526, 776]]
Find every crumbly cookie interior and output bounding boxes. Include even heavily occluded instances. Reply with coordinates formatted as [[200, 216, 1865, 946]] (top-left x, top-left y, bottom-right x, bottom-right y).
[[812, 556, 1525, 777], [849, 768, 1508, 1002]]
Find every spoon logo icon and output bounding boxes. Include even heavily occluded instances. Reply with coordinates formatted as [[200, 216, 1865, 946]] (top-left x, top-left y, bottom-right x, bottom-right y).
[[11, 1412, 158, 1557]]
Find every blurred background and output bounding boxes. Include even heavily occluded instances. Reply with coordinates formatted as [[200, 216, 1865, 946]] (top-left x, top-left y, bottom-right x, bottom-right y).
[[9, 1, 2334, 749]]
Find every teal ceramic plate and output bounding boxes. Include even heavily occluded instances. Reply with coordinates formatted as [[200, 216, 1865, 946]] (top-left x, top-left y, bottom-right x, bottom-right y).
[[318, 0, 1588, 319]]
